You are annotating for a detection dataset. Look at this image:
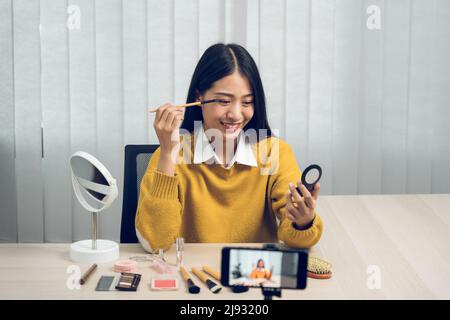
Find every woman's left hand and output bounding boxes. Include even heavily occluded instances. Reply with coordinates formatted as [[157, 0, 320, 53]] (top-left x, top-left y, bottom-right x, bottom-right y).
[[285, 182, 320, 228]]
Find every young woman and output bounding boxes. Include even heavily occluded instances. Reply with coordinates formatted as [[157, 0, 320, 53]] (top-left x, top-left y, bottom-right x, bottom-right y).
[[135, 43, 323, 252], [250, 259, 272, 280]]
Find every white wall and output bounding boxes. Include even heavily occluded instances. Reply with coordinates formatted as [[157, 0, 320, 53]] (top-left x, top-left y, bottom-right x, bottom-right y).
[[1, 0, 449, 243]]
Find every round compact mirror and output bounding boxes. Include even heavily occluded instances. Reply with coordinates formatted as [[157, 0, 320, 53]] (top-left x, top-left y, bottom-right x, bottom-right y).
[[302, 164, 322, 189], [69, 151, 119, 263], [296, 164, 322, 196]]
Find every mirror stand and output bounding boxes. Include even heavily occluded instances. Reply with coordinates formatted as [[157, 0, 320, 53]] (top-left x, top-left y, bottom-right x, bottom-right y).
[[91, 212, 97, 250], [69, 151, 120, 263]]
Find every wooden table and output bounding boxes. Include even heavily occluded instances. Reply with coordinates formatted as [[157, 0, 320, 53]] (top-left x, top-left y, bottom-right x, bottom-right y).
[[1, 194, 449, 299]]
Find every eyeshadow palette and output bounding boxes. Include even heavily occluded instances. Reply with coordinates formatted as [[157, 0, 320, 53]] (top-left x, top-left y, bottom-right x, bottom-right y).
[[115, 272, 141, 291], [95, 276, 120, 291]]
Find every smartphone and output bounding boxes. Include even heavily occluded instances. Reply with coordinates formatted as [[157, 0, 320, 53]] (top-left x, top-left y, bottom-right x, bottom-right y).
[[221, 246, 308, 289]]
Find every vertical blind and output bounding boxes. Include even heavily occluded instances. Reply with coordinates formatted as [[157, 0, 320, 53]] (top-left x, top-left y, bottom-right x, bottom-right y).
[[0, 0, 449, 243]]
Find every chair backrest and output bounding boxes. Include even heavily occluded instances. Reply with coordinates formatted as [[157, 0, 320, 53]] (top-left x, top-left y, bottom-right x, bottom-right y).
[[120, 144, 159, 243]]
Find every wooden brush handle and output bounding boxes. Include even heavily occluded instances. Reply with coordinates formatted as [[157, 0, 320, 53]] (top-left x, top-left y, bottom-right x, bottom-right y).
[[149, 101, 201, 113], [180, 266, 191, 281], [202, 265, 220, 281], [191, 267, 210, 283]]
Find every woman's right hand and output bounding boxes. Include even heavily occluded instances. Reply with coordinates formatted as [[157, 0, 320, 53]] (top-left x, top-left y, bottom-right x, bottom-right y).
[[153, 103, 185, 155]]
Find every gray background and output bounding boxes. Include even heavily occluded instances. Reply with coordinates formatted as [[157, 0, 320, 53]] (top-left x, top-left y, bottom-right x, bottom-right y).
[[1, 0, 449, 243]]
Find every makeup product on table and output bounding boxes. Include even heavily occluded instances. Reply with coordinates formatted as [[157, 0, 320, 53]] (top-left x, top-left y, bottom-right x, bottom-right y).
[[202, 265, 220, 281], [156, 248, 166, 261], [152, 259, 175, 274], [129, 249, 173, 274], [129, 248, 166, 263], [115, 272, 141, 291], [307, 256, 332, 279], [80, 263, 97, 285], [114, 259, 138, 273], [176, 237, 184, 269], [149, 99, 219, 113], [95, 275, 119, 291], [180, 266, 200, 294], [151, 278, 179, 291], [192, 267, 222, 294], [128, 255, 153, 262]]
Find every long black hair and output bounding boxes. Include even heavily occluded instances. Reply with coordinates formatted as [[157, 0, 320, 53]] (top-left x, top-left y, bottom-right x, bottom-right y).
[[257, 259, 265, 268], [180, 43, 272, 140]]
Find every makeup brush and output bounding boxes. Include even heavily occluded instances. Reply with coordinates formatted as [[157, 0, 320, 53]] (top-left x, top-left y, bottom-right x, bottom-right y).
[[202, 265, 220, 281], [180, 266, 201, 294], [148, 99, 219, 113], [192, 267, 222, 294]]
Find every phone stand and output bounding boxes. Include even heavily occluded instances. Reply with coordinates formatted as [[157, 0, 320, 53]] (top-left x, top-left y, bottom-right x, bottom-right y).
[[231, 285, 249, 293], [260, 285, 282, 300]]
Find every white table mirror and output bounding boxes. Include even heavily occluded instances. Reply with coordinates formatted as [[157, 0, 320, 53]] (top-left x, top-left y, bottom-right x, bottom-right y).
[[69, 151, 119, 263]]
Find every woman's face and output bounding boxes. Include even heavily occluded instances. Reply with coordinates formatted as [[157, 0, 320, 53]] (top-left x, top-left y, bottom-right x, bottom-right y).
[[257, 260, 265, 268], [197, 71, 255, 142]]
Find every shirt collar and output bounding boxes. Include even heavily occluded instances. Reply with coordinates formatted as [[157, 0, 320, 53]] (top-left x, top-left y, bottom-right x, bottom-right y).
[[193, 125, 258, 168]]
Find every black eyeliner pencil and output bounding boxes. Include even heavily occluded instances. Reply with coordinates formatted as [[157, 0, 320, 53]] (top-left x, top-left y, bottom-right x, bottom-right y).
[[149, 99, 218, 113]]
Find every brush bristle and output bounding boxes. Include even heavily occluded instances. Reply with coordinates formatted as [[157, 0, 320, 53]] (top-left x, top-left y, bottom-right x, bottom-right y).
[[211, 285, 222, 293], [308, 256, 332, 275]]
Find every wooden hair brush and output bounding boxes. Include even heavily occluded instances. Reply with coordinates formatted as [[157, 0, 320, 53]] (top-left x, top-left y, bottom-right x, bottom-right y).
[[307, 256, 332, 279]]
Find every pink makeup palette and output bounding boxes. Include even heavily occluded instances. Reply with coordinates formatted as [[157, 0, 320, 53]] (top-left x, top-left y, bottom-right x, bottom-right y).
[[151, 278, 179, 291]]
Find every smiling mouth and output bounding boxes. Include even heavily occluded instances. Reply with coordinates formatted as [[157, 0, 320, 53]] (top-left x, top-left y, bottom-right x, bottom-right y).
[[220, 121, 243, 132]]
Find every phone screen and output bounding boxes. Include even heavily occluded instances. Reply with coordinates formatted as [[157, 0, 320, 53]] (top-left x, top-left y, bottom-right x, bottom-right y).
[[223, 248, 307, 289]]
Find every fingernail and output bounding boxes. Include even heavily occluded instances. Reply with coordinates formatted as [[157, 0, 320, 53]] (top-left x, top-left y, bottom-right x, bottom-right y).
[[289, 183, 294, 188]]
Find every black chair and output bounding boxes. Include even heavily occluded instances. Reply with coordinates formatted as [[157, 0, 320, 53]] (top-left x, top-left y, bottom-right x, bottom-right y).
[[120, 144, 159, 243]]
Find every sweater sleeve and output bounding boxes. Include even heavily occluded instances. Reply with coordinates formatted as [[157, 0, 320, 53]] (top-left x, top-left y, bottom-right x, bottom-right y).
[[135, 147, 182, 252], [269, 139, 324, 248]]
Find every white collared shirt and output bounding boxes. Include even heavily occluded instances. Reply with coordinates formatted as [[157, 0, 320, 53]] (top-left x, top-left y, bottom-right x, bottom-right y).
[[193, 125, 258, 169]]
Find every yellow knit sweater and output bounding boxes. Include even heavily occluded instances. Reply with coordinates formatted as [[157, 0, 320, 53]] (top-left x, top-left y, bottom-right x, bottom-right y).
[[135, 134, 323, 251]]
